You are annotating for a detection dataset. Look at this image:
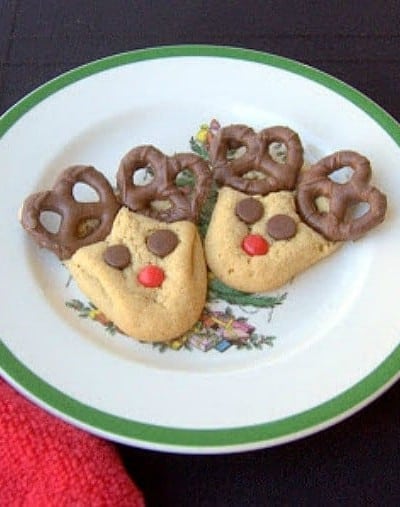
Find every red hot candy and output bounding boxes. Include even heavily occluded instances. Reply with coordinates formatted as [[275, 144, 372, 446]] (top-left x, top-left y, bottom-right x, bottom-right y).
[[137, 265, 165, 288], [242, 234, 269, 256]]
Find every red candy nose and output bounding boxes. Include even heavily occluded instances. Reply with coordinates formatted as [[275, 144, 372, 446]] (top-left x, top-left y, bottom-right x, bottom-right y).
[[242, 234, 269, 256], [137, 265, 165, 287]]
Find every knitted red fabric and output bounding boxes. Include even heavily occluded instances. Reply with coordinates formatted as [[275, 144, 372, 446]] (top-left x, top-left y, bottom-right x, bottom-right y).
[[0, 379, 145, 506]]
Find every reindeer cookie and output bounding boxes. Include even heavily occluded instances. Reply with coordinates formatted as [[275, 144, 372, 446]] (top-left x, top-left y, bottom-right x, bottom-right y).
[[205, 124, 387, 293], [20, 147, 212, 342]]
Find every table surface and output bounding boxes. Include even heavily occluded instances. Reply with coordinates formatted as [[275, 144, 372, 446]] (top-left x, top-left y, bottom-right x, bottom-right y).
[[1, 1, 399, 506]]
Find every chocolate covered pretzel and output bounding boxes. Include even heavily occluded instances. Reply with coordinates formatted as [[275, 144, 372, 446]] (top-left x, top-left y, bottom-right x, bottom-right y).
[[209, 124, 304, 195], [19, 152, 209, 343], [296, 150, 387, 241], [20, 165, 121, 260], [116, 145, 212, 223]]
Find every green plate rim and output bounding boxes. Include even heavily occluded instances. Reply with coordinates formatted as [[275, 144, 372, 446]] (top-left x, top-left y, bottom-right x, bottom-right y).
[[1, 45, 399, 450]]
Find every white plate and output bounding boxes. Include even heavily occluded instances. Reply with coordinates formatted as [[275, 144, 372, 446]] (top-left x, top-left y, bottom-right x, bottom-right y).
[[0, 45, 399, 454]]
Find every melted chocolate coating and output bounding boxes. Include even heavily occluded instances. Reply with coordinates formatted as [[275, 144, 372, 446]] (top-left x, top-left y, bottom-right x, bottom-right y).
[[209, 125, 304, 195], [20, 165, 121, 260], [296, 151, 387, 241], [116, 145, 212, 223]]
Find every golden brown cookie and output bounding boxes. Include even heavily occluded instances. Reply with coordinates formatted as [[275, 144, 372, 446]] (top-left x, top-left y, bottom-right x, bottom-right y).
[[66, 207, 207, 342], [20, 151, 212, 343], [205, 187, 340, 293]]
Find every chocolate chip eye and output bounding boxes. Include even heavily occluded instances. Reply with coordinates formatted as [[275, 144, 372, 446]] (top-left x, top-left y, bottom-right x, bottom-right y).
[[103, 244, 131, 269], [266, 214, 297, 240], [146, 229, 179, 258], [235, 197, 264, 224]]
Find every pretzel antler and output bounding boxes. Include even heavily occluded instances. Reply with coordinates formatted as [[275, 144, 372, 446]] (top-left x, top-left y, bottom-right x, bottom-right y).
[[209, 125, 304, 194], [116, 145, 212, 222], [21, 165, 121, 259], [296, 151, 387, 240]]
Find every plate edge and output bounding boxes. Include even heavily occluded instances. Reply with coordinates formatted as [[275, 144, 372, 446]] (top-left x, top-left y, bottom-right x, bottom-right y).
[[1, 339, 399, 450]]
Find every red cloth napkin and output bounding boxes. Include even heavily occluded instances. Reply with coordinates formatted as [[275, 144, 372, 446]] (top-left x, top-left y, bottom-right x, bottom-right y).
[[0, 379, 145, 506]]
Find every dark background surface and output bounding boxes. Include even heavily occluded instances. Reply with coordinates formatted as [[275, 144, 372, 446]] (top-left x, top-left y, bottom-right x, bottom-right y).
[[1, 1, 399, 506]]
